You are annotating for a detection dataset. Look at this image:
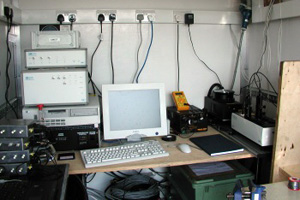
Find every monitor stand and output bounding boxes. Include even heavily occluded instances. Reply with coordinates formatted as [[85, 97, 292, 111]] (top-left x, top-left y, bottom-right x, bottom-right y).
[[126, 133, 147, 142]]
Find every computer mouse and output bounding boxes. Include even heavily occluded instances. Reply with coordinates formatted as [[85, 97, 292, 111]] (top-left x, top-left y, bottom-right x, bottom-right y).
[[177, 144, 191, 153]]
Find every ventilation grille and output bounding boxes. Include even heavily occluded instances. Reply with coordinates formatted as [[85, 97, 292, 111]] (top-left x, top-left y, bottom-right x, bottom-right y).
[[38, 119, 66, 127]]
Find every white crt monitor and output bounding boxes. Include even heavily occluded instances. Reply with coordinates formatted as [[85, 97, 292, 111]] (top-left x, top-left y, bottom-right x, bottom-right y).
[[102, 83, 168, 140]]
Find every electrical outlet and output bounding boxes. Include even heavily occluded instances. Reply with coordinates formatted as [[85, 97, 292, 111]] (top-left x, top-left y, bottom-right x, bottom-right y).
[[174, 14, 182, 22], [147, 14, 155, 22], [136, 10, 155, 22], [68, 13, 76, 22], [96, 10, 117, 22], [56, 10, 77, 23], [173, 11, 192, 23]]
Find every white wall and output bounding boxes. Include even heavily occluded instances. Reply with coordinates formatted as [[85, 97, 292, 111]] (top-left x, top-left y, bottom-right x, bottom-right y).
[[18, 0, 240, 11], [20, 22, 242, 108], [246, 16, 300, 92]]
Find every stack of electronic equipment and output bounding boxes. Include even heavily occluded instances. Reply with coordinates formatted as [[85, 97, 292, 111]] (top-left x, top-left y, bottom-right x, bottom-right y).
[[0, 119, 34, 178], [21, 31, 101, 151], [167, 91, 208, 134], [204, 83, 242, 123]]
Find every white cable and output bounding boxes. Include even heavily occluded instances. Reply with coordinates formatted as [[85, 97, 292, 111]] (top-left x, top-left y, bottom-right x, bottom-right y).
[[256, 0, 276, 73], [267, 28, 272, 72], [277, 3, 283, 72], [132, 22, 143, 83], [229, 25, 249, 82]]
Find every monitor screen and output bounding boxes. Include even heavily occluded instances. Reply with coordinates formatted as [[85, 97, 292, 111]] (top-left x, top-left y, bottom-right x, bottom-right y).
[[102, 83, 168, 140]]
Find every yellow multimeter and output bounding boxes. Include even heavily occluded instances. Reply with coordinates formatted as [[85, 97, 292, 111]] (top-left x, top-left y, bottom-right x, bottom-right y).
[[172, 91, 190, 111]]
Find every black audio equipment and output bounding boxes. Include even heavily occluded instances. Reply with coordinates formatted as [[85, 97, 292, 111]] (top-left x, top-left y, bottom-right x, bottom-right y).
[[205, 96, 242, 122], [167, 105, 208, 134], [45, 125, 100, 151]]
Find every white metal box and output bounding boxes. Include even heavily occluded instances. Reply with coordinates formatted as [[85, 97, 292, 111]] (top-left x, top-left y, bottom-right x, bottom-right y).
[[22, 96, 100, 127], [231, 113, 274, 146], [25, 48, 87, 68], [31, 31, 80, 49], [21, 68, 88, 106]]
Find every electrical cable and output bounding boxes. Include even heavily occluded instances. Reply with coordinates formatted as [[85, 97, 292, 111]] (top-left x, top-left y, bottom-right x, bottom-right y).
[[88, 17, 105, 96], [230, 29, 245, 90], [116, 171, 130, 177], [277, 4, 283, 72], [135, 20, 154, 83], [87, 187, 106, 200], [187, 25, 222, 86], [229, 25, 249, 83], [256, 0, 276, 73], [105, 174, 159, 200], [132, 20, 143, 83], [105, 172, 118, 178], [110, 21, 115, 84], [89, 22, 103, 95], [176, 20, 180, 91], [5, 12, 18, 119], [86, 173, 96, 183], [149, 168, 167, 180], [255, 72, 278, 95], [90, 36, 102, 79]]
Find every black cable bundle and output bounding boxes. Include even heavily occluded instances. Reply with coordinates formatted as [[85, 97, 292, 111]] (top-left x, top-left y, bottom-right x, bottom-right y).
[[4, 7, 18, 118], [105, 174, 159, 200]]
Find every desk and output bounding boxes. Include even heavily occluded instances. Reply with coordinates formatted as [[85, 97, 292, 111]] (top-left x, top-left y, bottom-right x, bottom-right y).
[[56, 127, 254, 175], [264, 181, 300, 200]]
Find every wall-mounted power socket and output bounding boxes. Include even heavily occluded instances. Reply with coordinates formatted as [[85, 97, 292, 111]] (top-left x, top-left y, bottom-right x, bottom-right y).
[[96, 10, 117, 22], [56, 10, 77, 23], [136, 10, 155, 22], [173, 11, 192, 23]]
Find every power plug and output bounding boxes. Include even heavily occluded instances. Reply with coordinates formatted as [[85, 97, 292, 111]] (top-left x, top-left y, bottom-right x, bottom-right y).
[[4, 6, 13, 19], [109, 13, 116, 22], [98, 14, 105, 22], [68, 13, 76, 23], [57, 14, 65, 24], [184, 13, 194, 25], [137, 14, 144, 22], [147, 14, 154, 22]]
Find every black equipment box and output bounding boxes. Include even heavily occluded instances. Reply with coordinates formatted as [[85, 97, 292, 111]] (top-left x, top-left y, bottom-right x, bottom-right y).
[[0, 163, 28, 176], [204, 96, 242, 122], [0, 119, 35, 138], [167, 105, 208, 134], [0, 150, 30, 164], [46, 125, 99, 151], [0, 138, 29, 151]]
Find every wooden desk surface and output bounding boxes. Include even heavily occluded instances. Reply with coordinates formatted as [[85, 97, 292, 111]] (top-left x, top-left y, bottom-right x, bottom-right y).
[[56, 127, 254, 174]]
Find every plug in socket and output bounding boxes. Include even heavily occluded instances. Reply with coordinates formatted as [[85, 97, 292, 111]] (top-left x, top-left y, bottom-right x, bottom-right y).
[[56, 11, 77, 24], [136, 14, 144, 22], [173, 11, 192, 23], [68, 13, 76, 22], [136, 10, 155, 22], [147, 14, 155, 22], [96, 10, 117, 22], [185, 13, 194, 25], [109, 13, 116, 22]]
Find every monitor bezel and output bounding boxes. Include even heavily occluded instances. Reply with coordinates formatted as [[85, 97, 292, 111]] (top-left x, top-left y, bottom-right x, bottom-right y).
[[102, 83, 168, 140]]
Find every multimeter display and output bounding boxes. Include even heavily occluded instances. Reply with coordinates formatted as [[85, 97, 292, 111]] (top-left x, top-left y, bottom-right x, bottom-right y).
[[172, 91, 190, 111]]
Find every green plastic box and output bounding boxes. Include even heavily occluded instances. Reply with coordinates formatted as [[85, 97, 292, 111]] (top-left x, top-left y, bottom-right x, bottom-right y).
[[169, 160, 254, 200]]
